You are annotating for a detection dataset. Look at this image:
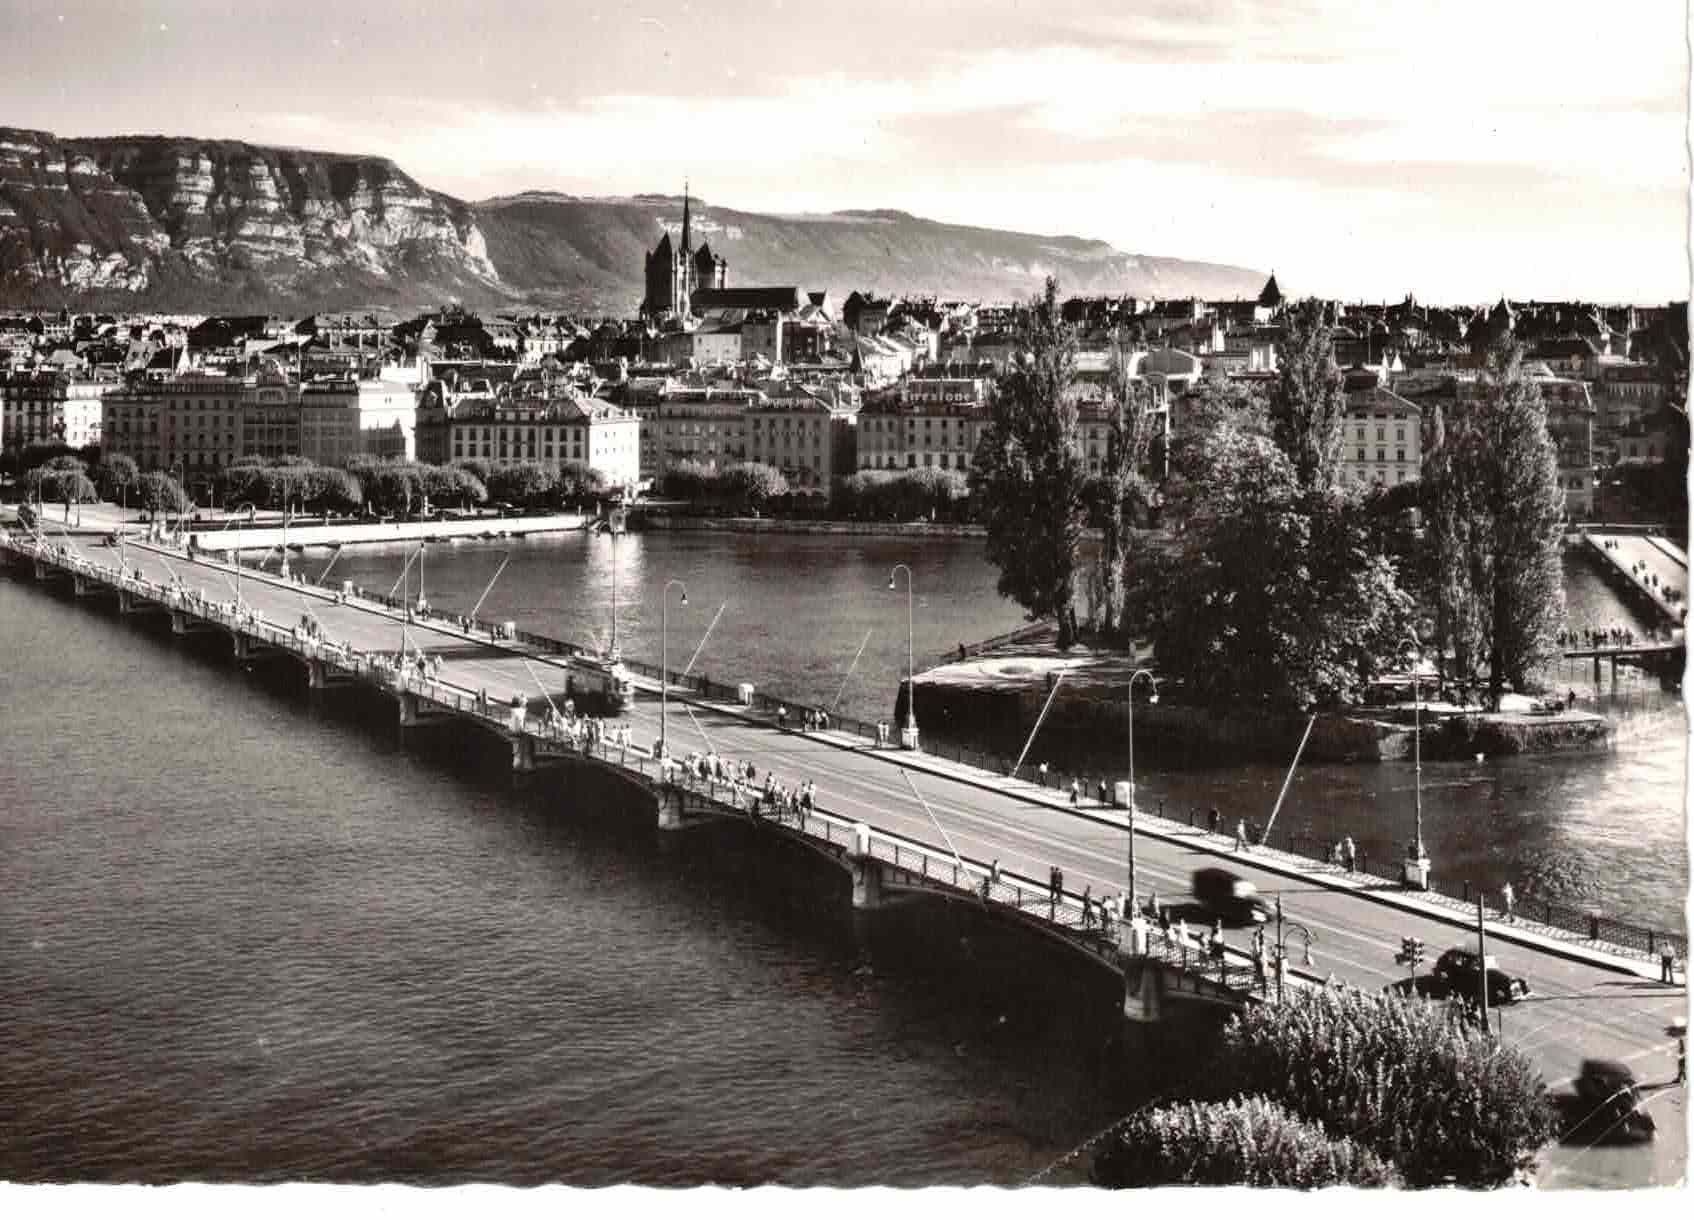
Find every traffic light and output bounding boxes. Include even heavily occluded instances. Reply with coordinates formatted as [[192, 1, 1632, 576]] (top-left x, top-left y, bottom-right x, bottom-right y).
[[1395, 936, 1425, 976]]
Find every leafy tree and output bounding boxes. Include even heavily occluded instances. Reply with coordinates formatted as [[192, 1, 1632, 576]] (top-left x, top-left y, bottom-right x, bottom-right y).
[[453, 457, 494, 486], [301, 466, 362, 514], [1211, 986, 1554, 1187], [1093, 350, 1161, 638], [488, 461, 557, 508], [96, 453, 139, 501], [555, 459, 608, 504], [720, 462, 789, 513], [660, 458, 717, 501], [1426, 345, 1567, 702], [1091, 1095, 1396, 1188], [971, 277, 1087, 647], [135, 471, 189, 515], [1131, 420, 1414, 708], [1270, 300, 1348, 489]]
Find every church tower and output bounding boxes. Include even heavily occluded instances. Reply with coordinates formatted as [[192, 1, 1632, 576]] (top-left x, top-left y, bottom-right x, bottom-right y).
[[641, 183, 699, 319]]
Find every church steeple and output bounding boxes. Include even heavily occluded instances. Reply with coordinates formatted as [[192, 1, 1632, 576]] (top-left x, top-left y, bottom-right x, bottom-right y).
[[681, 181, 692, 257]]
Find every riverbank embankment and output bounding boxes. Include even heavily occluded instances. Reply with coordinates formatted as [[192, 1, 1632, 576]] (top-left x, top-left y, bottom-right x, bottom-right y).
[[189, 512, 587, 552], [635, 512, 987, 539]]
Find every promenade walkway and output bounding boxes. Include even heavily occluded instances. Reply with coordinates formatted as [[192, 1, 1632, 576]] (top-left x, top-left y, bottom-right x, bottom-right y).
[[3, 521, 1686, 1186]]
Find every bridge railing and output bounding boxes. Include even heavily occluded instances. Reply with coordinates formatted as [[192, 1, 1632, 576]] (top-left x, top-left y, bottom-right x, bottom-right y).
[[18, 533, 1681, 972]]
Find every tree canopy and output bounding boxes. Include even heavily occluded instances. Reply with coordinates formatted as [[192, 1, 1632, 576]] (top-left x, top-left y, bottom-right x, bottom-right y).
[[970, 277, 1088, 647], [1270, 300, 1348, 490]]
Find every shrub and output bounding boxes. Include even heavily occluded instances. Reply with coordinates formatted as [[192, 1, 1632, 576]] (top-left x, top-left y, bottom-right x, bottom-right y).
[[1211, 986, 1554, 1186], [1091, 1095, 1396, 1188]]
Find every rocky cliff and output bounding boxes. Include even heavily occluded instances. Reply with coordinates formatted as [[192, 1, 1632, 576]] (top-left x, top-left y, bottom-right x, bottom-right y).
[[0, 128, 499, 310], [0, 126, 1265, 312]]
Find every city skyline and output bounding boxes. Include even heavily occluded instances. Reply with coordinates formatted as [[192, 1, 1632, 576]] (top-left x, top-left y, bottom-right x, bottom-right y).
[[0, 0, 1688, 306]]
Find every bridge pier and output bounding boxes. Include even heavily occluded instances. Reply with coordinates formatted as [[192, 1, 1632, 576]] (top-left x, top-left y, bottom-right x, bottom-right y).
[[849, 858, 886, 910], [232, 632, 267, 661], [118, 587, 140, 614], [73, 573, 95, 598], [170, 609, 207, 636], [33, 560, 48, 582], [512, 735, 536, 773]]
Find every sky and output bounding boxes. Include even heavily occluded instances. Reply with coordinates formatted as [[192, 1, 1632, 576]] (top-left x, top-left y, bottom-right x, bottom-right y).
[[1, 0, 1688, 304]]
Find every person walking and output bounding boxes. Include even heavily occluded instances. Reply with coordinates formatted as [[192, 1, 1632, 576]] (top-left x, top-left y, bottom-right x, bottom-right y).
[[1081, 885, 1094, 929], [1662, 950, 1678, 985], [1501, 882, 1515, 923], [1208, 806, 1221, 836], [778, 705, 788, 731], [1209, 920, 1226, 969], [1342, 836, 1357, 874], [1068, 779, 1080, 808], [1234, 819, 1248, 853], [1097, 778, 1109, 806]]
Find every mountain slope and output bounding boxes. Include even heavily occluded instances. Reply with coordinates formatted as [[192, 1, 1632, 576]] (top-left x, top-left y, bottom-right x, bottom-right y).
[[0, 126, 1265, 312], [475, 192, 1266, 310]]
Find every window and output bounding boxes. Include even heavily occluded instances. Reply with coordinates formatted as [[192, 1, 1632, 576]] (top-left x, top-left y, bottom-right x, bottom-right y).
[[1396, 449, 1405, 462], [1356, 448, 1366, 462]]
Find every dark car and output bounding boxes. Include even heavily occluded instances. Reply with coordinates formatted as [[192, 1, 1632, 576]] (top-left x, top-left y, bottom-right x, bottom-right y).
[[1191, 867, 1271, 926], [1569, 1059, 1656, 1144], [1432, 946, 1530, 1006]]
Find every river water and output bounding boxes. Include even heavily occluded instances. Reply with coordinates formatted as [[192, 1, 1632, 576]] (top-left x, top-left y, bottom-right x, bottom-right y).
[[0, 530, 1685, 1182]]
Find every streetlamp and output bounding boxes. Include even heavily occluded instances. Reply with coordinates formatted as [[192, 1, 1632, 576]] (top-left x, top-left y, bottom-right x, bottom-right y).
[[168, 462, 186, 539], [1403, 632, 1432, 890], [225, 501, 257, 613], [1126, 667, 1159, 909], [888, 563, 917, 749], [1272, 894, 1316, 1004], [660, 578, 688, 759]]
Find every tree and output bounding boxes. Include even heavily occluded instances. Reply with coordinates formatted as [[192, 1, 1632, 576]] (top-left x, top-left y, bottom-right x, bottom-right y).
[[135, 471, 189, 515], [1091, 1095, 1396, 1188], [971, 277, 1088, 647], [301, 466, 362, 514], [1093, 350, 1161, 639], [720, 462, 789, 513], [1270, 300, 1348, 490], [1210, 986, 1553, 1186], [487, 461, 557, 508], [96, 453, 139, 502], [555, 459, 608, 504], [1131, 420, 1414, 708], [1426, 345, 1567, 702], [660, 459, 717, 501]]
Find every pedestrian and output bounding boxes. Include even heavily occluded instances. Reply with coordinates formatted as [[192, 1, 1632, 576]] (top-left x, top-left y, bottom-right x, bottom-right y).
[[1209, 920, 1225, 964], [1081, 886, 1094, 929], [1069, 779, 1080, 807], [1097, 778, 1108, 806], [1175, 916, 1189, 948], [1501, 882, 1515, 922], [1677, 1036, 1687, 1085], [1342, 835, 1356, 874], [1038, 762, 1048, 784], [1234, 818, 1248, 853], [1566, 688, 1577, 710], [1208, 806, 1221, 836], [990, 859, 1001, 886], [1662, 950, 1676, 985], [778, 705, 788, 731], [819, 711, 829, 732]]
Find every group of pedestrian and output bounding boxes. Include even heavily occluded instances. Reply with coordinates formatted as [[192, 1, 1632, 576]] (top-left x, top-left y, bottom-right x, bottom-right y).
[[1561, 624, 1644, 648], [754, 772, 816, 821], [802, 709, 832, 733], [1328, 835, 1357, 873]]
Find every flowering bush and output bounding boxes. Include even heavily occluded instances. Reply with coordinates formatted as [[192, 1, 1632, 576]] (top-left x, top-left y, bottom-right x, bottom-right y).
[[1091, 1095, 1395, 1188], [1212, 986, 1553, 1186]]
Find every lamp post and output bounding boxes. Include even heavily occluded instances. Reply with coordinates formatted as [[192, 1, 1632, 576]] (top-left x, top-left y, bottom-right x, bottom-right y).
[[169, 462, 186, 539], [1403, 632, 1431, 890], [225, 501, 257, 613], [1126, 667, 1159, 909], [660, 578, 688, 760], [888, 563, 917, 749], [1272, 894, 1316, 1004]]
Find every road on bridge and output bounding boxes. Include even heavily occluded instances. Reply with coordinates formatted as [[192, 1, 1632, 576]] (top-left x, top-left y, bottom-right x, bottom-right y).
[[42, 532, 1693, 1187]]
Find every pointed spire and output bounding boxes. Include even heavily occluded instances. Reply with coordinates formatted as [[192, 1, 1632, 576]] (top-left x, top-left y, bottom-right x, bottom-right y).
[[681, 180, 692, 256]]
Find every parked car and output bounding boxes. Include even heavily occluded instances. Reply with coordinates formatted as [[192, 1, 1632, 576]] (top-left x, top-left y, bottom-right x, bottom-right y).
[[1191, 867, 1271, 926], [1571, 1058, 1656, 1144], [1432, 946, 1530, 1006]]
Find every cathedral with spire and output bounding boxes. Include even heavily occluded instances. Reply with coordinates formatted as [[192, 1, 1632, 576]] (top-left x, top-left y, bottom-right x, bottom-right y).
[[642, 185, 727, 319]]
